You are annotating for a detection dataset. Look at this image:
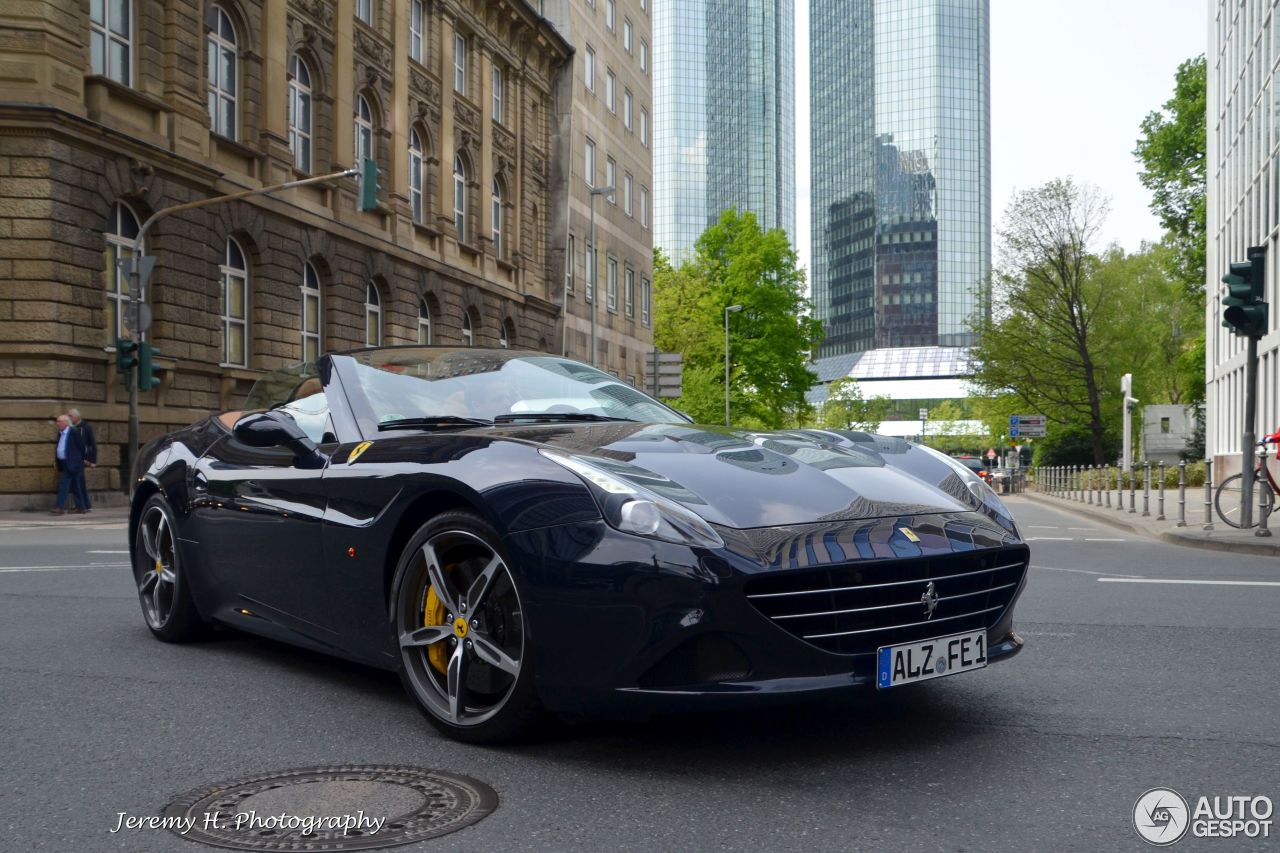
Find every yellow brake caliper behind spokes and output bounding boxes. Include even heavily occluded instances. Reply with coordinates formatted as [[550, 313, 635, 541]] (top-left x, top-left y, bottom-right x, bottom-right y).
[[423, 570, 451, 674]]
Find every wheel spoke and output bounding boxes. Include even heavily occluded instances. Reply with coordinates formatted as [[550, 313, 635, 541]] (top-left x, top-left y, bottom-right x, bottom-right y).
[[158, 567, 176, 585], [150, 513, 168, 565], [151, 577, 164, 620], [399, 625, 453, 649], [446, 640, 467, 722], [465, 554, 504, 612], [141, 516, 160, 561], [138, 570, 158, 596], [470, 632, 520, 677], [422, 542, 458, 614]]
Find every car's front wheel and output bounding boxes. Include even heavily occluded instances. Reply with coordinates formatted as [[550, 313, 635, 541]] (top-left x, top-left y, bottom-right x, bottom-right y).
[[391, 510, 543, 743], [133, 494, 207, 642]]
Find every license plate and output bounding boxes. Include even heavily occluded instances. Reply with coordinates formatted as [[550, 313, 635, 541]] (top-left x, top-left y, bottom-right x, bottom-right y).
[[876, 630, 987, 689]]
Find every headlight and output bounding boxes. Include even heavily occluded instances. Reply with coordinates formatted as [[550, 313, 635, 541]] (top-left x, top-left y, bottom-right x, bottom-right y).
[[540, 450, 724, 548]]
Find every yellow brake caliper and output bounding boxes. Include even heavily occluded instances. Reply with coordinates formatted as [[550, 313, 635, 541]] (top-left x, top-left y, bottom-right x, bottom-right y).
[[423, 580, 449, 674]]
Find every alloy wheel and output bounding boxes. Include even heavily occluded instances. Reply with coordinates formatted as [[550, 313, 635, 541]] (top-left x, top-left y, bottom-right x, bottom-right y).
[[136, 503, 178, 630]]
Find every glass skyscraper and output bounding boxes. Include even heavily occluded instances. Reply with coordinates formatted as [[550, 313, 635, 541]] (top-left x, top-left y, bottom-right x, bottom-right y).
[[811, 0, 990, 356], [653, 0, 794, 262]]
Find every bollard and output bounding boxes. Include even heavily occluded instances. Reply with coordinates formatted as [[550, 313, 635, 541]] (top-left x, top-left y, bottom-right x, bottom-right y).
[[1096, 465, 1103, 505], [1087, 465, 1094, 504], [1176, 459, 1186, 527], [1129, 465, 1137, 513], [1203, 464, 1214, 530], [1105, 467, 1112, 508], [1074, 465, 1080, 501], [1156, 461, 1166, 520], [1142, 461, 1151, 517], [1256, 445, 1272, 538]]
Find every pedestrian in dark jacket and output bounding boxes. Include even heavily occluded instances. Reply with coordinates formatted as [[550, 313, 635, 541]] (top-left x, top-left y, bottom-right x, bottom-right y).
[[68, 407, 96, 511], [52, 414, 90, 514]]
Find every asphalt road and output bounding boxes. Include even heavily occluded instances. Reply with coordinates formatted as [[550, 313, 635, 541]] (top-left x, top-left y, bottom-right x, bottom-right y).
[[2, 497, 1277, 852]]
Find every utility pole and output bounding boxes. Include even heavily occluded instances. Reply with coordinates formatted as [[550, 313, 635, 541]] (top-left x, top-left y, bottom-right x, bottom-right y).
[[1121, 373, 1138, 473], [120, 167, 361, 493], [1220, 245, 1269, 528]]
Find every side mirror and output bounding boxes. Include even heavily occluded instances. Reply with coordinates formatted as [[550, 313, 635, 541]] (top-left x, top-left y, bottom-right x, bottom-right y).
[[233, 411, 328, 469]]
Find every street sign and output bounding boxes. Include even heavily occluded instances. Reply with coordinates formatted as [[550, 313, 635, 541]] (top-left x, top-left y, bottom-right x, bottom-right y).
[[648, 351, 684, 398], [1009, 414, 1047, 427], [919, 408, 929, 420], [116, 255, 156, 292], [123, 300, 152, 335]]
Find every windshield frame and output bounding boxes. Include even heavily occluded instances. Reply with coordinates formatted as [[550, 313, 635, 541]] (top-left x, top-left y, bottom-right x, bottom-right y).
[[329, 346, 691, 439]]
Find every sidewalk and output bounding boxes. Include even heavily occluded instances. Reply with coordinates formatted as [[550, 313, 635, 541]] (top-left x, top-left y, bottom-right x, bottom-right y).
[[1021, 487, 1280, 558], [0, 506, 130, 529]]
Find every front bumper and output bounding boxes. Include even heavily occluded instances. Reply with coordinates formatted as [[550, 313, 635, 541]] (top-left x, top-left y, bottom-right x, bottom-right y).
[[506, 511, 1029, 717]]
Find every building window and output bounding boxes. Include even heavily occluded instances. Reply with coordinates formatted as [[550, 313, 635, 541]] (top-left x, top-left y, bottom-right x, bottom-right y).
[[454, 34, 467, 95], [584, 46, 595, 93], [356, 0, 373, 25], [585, 240, 595, 302], [605, 158, 616, 203], [461, 311, 473, 346], [365, 283, 381, 346], [641, 277, 651, 325], [640, 107, 648, 146], [566, 233, 575, 294], [491, 178, 504, 257], [206, 5, 238, 139], [606, 69, 615, 112], [606, 255, 618, 312], [606, 0, 615, 31], [90, 0, 131, 85], [492, 65, 504, 124], [623, 89, 632, 130], [288, 55, 313, 173], [418, 298, 432, 344], [624, 172, 633, 216], [220, 238, 248, 366], [105, 202, 140, 341], [453, 154, 468, 243], [584, 138, 595, 187], [639, 39, 647, 73], [355, 94, 374, 163], [640, 185, 648, 227], [624, 266, 634, 317], [409, 0, 424, 62], [301, 262, 321, 362], [409, 128, 427, 224], [623, 18, 632, 53]]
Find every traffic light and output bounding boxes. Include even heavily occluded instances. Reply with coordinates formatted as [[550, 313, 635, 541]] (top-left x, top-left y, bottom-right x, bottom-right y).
[[138, 341, 161, 391], [115, 338, 138, 386], [357, 157, 380, 212], [1222, 246, 1268, 338]]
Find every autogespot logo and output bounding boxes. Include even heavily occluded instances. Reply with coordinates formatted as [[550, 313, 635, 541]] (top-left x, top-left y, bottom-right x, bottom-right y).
[[1134, 788, 1190, 846]]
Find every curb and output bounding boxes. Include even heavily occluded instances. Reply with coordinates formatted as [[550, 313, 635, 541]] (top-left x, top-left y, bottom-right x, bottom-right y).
[[1021, 491, 1280, 558]]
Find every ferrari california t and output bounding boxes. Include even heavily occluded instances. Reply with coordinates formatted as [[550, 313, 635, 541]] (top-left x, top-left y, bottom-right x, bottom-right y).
[[129, 347, 1029, 743]]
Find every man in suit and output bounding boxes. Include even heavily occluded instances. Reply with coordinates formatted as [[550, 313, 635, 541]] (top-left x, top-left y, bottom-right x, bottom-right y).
[[68, 408, 96, 511], [52, 414, 90, 515]]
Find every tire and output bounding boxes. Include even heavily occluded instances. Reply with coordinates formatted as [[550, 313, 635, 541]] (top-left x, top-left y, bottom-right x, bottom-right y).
[[390, 510, 543, 744], [134, 494, 208, 642], [1214, 473, 1276, 529]]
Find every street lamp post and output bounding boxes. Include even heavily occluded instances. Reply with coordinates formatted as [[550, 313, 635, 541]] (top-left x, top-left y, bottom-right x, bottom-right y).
[[724, 304, 743, 426], [588, 185, 614, 368]]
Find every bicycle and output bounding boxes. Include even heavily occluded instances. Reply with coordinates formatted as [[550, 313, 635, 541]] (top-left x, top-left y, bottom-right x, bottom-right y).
[[1214, 431, 1280, 528]]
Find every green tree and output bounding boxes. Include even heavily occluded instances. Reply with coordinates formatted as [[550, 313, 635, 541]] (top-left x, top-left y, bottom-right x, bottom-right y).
[[653, 210, 823, 428], [819, 377, 891, 432]]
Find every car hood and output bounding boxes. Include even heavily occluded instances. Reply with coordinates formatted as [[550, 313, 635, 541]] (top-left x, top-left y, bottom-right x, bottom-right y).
[[487, 421, 1000, 530]]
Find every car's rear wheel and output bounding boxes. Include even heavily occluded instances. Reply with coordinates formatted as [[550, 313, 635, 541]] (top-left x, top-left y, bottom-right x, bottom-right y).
[[391, 510, 543, 743], [134, 494, 207, 642]]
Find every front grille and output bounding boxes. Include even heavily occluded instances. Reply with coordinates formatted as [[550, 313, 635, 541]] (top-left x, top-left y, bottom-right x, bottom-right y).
[[744, 548, 1027, 655]]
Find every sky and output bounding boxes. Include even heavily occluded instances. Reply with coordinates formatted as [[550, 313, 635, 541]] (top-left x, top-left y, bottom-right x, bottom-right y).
[[793, 0, 1210, 279]]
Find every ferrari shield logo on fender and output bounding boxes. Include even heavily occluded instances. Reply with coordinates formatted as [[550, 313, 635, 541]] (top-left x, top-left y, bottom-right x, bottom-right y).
[[898, 526, 920, 543], [921, 581, 939, 619], [346, 441, 373, 464]]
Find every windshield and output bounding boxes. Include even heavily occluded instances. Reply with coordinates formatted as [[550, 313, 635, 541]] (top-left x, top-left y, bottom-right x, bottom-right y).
[[343, 348, 687, 428]]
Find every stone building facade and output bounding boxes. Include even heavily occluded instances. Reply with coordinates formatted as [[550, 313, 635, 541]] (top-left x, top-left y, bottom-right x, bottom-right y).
[[543, 0, 654, 386], [0, 0, 572, 507]]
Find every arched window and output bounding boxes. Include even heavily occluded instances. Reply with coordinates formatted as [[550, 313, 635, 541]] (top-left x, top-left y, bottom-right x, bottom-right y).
[[105, 202, 141, 341], [461, 311, 473, 347], [301, 262, 321, 362], [491, 177, 504, 257], [90, 0, 132, 85], [365, 282, 381, 346], [221, 238, 249, 366], [500, 318, 515, 349], [417, 297, 432, 344], [355, 94, 374, 164], [453, 154, 468, 243], [288, 55, 313, 173], [206, 5, 238, 139], [409, 128, 425, 225]]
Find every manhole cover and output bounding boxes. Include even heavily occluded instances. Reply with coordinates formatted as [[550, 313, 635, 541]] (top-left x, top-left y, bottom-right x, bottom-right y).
[[161, 765, 498, 850]]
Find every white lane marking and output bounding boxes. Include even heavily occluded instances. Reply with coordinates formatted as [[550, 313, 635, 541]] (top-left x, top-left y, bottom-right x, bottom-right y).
[[0, 563, 129, 573], [86, 550, 130, 554], [1068, 527, 1098, 531], [1084, 538, 1127, 542], [1097, 578, 1280, 588], [1027, 536, 1073, 541], [1027, 525, 1060, 529], [1019, 631, 1078, 638], [1033, 565, 1145, 578]]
